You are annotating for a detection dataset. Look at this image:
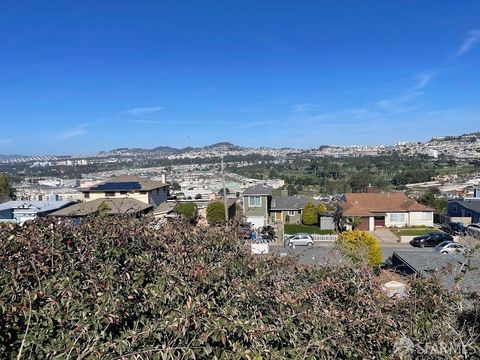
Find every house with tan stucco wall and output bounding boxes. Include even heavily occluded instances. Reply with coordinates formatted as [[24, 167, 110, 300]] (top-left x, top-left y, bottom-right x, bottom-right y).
[[338, 192, 434, 231], [82, 175, 169, 207]]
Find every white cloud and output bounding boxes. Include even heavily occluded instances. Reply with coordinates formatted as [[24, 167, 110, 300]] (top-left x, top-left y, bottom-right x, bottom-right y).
[[455, 29, 480, 57], [291, 103, 317, 113], [58, 125, 88, 140], [122, 107, 164, 115], [413, 72, 434, 90]]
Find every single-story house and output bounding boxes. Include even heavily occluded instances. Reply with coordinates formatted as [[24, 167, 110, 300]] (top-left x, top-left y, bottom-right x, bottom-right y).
[[391, 250, 480, 294], [49, 198, 153, 218], [338, 192, 434, 231], [0, 200, 74, 224], [447, 198, 480, 224]]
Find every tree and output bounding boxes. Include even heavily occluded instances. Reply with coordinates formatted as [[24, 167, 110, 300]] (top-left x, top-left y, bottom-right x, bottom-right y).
[[336, 230, 382, 267], [174, 202, 198, 223], [195, 193, 202, 199], [286, 184, 298, 196], [349, 172, 374, 192], [170, 181, 181, 191], [206, 201, 226, 225], [346, 216, 362, 230], [302, 201, 328, 226], [315, 203, 327, 215], [97, 201, 111, 218], [218, 188, 230, 196], [302, 201, 318, 225], [0, 173, 14, 202], [418, 187, 446, 214]]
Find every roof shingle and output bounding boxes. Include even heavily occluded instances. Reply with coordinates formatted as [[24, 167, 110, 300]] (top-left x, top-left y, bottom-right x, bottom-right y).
[[339, 192, 433, 216], [49, 198, 152, 217]]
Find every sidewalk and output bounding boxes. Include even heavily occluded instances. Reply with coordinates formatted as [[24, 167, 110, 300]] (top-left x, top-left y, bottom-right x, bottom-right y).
[[372, 229, 401, 244]]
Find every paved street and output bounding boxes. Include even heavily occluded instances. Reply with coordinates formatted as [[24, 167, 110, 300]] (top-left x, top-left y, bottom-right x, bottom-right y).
[[268, 242, 435, 266]]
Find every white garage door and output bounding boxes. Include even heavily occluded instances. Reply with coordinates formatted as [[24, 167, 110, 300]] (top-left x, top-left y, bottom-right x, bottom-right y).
[[247, 216, 266, 229]]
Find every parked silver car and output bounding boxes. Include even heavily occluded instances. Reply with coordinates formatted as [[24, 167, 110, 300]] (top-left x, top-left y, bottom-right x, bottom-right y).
[[467, 223, 480, 237], [287, 233, 314, 247], [434, 241, 465, 255]]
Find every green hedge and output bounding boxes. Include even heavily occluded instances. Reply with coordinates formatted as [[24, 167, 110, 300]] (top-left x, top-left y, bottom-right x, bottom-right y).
[[0, 217, 478, 358], [396, 228, 440, 236], [284, 224, 334, 235]]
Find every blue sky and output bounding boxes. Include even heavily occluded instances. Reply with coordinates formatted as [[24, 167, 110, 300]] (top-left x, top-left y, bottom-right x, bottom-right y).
[[0, 1, 479, 155]]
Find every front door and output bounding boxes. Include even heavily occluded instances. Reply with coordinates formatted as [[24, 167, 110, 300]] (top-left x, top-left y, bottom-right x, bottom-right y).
[[275, 211, 282, 222], [374, 216, 385, 229]]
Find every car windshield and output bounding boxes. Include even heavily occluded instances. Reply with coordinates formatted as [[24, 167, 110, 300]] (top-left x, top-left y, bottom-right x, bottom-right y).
[[437, 241, 451, 247]]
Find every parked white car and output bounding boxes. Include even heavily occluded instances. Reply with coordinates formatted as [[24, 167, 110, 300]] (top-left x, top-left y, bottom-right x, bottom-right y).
[[286, 233, 314, 247], [434, 241, 465, 255]]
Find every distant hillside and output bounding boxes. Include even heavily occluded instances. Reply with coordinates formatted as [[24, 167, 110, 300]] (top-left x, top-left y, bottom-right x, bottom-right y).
[[101, 142, 247, 155], [0, 154, 27, 160], [429, 132, 480, 143]]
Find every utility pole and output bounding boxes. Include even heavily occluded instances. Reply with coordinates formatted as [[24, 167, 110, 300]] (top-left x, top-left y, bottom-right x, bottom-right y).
[[222, 156, 228, 223]]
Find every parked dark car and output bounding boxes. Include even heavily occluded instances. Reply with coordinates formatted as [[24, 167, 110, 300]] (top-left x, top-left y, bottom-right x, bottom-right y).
[[409, 232, 454, 248], [442, 222, 467, 236]]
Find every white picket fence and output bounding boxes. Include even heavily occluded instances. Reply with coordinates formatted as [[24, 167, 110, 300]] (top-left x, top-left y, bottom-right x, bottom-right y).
[[285, 234, 338, 242]]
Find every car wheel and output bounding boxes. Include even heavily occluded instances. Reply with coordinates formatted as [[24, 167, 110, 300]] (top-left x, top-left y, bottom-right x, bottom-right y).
[[307, 242, 313, 247], [288, 242, 293, 248], [441, 251, 448, 254], [419, 242, 425, 248]]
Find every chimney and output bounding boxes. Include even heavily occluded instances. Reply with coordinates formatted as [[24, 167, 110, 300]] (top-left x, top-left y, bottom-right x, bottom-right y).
[[161, 173, 167, 184]]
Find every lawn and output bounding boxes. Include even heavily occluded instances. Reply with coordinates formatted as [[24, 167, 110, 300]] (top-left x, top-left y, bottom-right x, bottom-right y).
[[395, 228, 440, 236], [284, 224, 334, 235]]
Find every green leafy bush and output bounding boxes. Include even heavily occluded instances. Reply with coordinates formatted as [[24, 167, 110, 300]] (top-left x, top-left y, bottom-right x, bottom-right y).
[[0, 217, 478, 358], [174, 202, 198, 223], [206, 201, 225, 224]]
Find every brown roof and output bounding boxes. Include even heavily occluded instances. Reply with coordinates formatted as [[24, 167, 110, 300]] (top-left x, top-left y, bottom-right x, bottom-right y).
[[339, 192, 433, 216], [49, 198, 153, 217], [83, 175, 168, 192]]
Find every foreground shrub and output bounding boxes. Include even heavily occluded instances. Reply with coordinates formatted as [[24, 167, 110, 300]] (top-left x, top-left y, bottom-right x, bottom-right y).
[[0, 217, 478, 358], [336, 229, 383, 267]]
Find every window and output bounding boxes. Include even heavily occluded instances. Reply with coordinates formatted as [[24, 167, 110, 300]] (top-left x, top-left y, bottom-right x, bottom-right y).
[[415, 212, 432, 221], [105, 191, 115, 197], [389, 213, 406, 222], [467, 211, 472, 217], [84, 192, 90, 199], [288, 210, 296, 216], [452, 205, 458, 213], [140, 191, 147, 195], [120, 191, 128, 195], [248, 196, 261, 207]]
